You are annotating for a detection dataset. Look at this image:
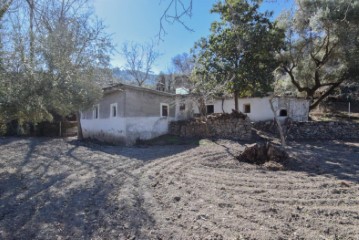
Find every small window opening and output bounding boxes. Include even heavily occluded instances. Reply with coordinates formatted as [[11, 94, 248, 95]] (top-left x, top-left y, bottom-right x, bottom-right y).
[[112, 105, 117, 117], [279, 109, 287, 117], [244, 104, 251, 113], [110, 103, 118, 118], [93, 105, 99, 119], [161, 104, 168, 117], [206, 105, 214, 114], [179, 103, 186, 111]]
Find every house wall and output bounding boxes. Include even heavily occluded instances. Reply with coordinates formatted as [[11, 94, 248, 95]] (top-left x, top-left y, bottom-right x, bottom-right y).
[[81, 91, 126, 119], [81, 117, 127, 144], [193, 97, 309, 122], [193, 97, 274, 121], [175, 95, 194, 121], [125, 116, 174, 144], [99, 91, 126, 118], [124, 88, 175, 117], [123, 87, 176, 143], [80, 86, 176, 145], [285, 98, 310, 122]]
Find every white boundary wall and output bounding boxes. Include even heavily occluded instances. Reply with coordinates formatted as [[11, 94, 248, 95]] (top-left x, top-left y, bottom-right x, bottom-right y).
[[81, 116, 174, 144]]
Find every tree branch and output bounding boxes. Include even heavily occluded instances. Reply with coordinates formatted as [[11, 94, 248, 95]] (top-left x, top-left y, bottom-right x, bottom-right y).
[[158, 0, 193, 41]]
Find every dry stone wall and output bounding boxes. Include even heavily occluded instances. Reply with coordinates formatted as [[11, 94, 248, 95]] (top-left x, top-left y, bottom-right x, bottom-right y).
[[170, 113, 252, 140], [254, 120, 359, 140], [288, 121, 359, 140]]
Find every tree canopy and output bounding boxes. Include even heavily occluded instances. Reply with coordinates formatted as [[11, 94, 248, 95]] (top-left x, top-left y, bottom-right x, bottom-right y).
[[275, 0, 359, 110], [121, 41, 160, 87], [192, 0, 284, 110], [0, 0, 113, 126]]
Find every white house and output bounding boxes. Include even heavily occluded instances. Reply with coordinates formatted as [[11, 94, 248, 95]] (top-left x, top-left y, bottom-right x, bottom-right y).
[[192, 96, 310, 122], [80, 84, 178, 144], [80, 84, 310, 144]]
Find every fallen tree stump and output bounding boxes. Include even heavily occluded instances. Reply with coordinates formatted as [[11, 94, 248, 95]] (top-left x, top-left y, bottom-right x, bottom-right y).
[[237, 143, 289, 169]]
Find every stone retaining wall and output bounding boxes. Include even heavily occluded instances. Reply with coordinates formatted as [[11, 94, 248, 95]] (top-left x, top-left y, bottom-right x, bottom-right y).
[[254, 120, 359, 140], [170, 113, 252, 140]]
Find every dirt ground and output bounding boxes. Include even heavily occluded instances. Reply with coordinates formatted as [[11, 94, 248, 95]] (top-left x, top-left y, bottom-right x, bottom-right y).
[[0, 137, 358, 240]]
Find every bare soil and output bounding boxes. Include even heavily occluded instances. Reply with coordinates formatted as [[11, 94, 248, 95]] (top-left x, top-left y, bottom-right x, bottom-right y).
[[0, 137, 358, 239]]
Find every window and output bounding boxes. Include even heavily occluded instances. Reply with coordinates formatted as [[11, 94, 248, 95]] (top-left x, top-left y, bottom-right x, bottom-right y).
[[161, 103, 169, 117], [279, 109, 288, 117], [110, 103, 118, 118], [179, 103, 186, 111], [206, 105, 214, 114], [243, 104, 251, 113], [93, 104, 99, 119]]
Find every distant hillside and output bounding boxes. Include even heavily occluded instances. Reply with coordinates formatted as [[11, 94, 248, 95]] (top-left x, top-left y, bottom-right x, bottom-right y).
[[112, 67, 158, 87]]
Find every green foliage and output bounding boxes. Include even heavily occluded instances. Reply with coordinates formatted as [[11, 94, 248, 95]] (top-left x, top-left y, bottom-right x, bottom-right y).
[[276, 0, 359, 109], [0, 0, 112, 125], [192, 0, 284, 99]]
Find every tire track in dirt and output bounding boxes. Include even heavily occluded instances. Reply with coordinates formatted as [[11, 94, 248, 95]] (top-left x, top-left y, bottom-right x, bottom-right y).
[[1, 138, 359, 239], [135, 142, 359, 239]]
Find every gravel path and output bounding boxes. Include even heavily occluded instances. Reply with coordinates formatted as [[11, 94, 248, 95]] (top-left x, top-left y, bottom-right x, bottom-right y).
[[0, 137, 358, 239]]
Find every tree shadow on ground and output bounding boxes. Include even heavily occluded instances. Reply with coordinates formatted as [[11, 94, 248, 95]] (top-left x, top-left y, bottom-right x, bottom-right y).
[[286, 140, 359, 183], [67, 137, 198, 162], [0, 137, 21, 146], [0, 138, 156, 239]]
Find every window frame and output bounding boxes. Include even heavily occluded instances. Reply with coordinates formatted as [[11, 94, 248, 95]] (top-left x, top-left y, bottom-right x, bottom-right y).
[[160, 103, 169, 117], [243, 104, 251, 113], [93, 104, 100, 119], [110, 103, 118, 118]]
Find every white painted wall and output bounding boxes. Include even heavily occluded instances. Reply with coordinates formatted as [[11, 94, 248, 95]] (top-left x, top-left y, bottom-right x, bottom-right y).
[[193, 97, 309, 122], [81, 117, 127, 144], [81, 116, 174, 144], [175, 96, 194, 121], [193, 97, 275, 121], [125, 116, 174, 143], [287, 98, 310, 122]]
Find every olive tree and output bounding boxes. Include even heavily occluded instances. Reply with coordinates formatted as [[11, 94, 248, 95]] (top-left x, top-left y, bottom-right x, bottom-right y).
[[275, 0, 359, 110]]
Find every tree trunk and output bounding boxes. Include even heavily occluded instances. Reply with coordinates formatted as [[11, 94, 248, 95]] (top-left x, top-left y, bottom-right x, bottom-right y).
[[198, 97, 206, 116], [26, 0, 35, 66], [76, 111, 83, 140], [309, 80, 345, 111], [234, 90, 239, 111], [221, 97, 225, 113], [269, 97, 286, 147]]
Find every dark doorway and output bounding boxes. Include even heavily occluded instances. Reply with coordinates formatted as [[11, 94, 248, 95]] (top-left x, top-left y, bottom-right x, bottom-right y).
[[206, 105, 214, 114], [279, 109, 288, 117]]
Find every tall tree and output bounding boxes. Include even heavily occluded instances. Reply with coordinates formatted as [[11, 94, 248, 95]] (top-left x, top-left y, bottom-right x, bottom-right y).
[[172, 52, 194, 76], [155, 72, 166, 91], [0, 0, 113, 136], [275, 0, 359, 110], [193, 0, 284, 111], [171, 52, 194, 89], [121, 41, 160, 87]]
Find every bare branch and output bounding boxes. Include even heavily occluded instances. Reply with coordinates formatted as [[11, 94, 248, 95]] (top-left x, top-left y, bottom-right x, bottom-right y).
[[121, 41, 160, 86], [158, 0, 193, 41]]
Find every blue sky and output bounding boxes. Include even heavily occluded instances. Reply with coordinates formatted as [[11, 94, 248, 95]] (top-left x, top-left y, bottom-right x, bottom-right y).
[[93, 0, 294, 74]]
